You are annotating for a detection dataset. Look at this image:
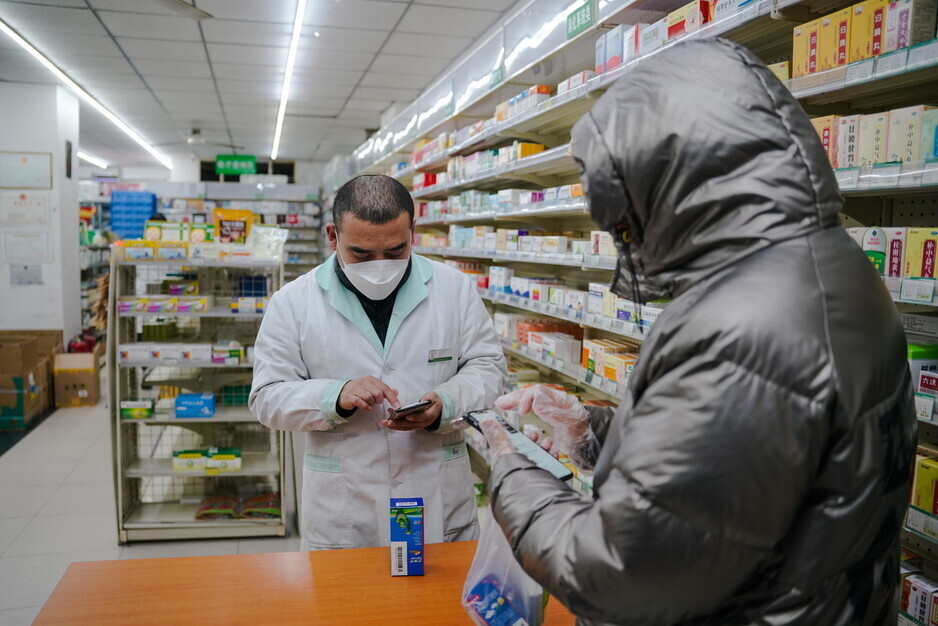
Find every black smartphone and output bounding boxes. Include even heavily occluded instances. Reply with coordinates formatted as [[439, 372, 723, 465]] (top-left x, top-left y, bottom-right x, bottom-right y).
[[389, 399, 432, 420]]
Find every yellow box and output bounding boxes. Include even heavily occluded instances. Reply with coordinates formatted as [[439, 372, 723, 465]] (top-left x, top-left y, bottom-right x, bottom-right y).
[[515, 143, 545, 159], [858, 112, 890, 165], [603, 353, 638, 385], [810, 115, 840, 166], [905, 228, 938, 278], [767, 61, 790, 81], [886, 105, 936, 163], [849, 0, 888, 63], [914, 457, 938, 513], [818, 8, 852, 71], [792, 20, 821, 77]]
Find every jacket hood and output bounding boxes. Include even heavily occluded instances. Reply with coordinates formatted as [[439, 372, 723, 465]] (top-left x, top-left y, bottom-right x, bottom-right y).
[[571, 38, 843, 301]]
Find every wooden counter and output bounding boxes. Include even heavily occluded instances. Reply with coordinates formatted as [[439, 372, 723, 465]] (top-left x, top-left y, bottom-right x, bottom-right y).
[[36, 540, 576, 624]]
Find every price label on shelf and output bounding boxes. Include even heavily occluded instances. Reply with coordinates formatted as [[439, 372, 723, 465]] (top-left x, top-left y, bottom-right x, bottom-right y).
[[604, 379, 619, 395], [900, 278, 935, 303], [923, 162, 938, 187], [906, 507, 938, 541], [834, 167, 860, 190], [844, 59, 875, 85], [915, 393, 935, 421], [603, 317, 616, 331], [899, 162, 924, 188], [870, 163, 901, 188], [875, 49, 908, 76], [907, 40, 938, 68]]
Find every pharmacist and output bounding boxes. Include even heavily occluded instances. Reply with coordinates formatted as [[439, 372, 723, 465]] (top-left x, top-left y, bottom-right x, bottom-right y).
[[250, 174, 506, 550], [481, 39, 915, 625]]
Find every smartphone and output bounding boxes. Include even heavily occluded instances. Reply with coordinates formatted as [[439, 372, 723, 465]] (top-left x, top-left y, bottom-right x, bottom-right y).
[[464, 410, 574, 481], [389, 399, 432, 420]]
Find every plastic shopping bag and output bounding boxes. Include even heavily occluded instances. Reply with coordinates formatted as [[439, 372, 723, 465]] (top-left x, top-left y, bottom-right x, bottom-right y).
[[462, 512, 544, 626]]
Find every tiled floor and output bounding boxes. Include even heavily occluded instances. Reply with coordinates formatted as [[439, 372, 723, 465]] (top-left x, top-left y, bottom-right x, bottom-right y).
[[0, 389, 300, 625]]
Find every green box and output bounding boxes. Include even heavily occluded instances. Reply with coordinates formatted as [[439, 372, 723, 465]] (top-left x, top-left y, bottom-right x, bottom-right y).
[[120, 399, 154, 419]]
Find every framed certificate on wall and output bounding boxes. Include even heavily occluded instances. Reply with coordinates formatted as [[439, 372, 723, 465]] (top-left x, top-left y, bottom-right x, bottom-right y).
[[0, 152, 53, 189]]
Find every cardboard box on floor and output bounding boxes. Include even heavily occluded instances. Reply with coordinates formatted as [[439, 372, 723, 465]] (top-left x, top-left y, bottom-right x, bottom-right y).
[[0, 362, 49, 430], [54, 353, 100, 408], [0, 330, 64, 362]]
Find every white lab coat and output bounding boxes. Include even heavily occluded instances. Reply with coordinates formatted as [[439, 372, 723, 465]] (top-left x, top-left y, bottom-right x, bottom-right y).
[[249, 254, 507, 550]]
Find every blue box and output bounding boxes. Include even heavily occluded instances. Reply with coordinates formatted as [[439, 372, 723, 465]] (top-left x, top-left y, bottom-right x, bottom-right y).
[[390, 497, 424, 576], [174, 393, 216, 418]]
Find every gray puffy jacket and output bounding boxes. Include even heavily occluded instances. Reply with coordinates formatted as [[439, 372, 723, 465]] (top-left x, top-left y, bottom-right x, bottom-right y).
[[488, 38, 916, 625]]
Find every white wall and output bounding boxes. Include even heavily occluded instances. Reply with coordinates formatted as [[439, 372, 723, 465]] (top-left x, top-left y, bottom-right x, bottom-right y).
[[294, 160, 325, 189], [121, 165, 170, 182], [168, 155, 200, 183], [0, 83, 80, 340]]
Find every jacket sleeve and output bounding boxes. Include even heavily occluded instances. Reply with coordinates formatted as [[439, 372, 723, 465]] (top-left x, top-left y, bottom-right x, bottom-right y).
[[488, 355, 824, 625], [433, 276, 508, 434], [249, 289, 350, 432]]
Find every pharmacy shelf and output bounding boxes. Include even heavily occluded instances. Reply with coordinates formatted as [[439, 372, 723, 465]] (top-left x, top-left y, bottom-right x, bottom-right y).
[[121, 407, 257, 424], [124, 502, 282, 528], [790, 39, 938, 109], [887, 277, 938, 307], [501, 339, 623, 402], [285, 262, 316, 267], [286, 237, 320, 243], [119, 258, 280, 269], [417, 200, 590, 226], [835, 162, 938, 196], [480, 288, 647, 343], [411, 144, 576, 200], [415, 246, 585, 268], [118, 306, 264, 319], [118, 360, 254, 369], [124, 453, 279, 478]]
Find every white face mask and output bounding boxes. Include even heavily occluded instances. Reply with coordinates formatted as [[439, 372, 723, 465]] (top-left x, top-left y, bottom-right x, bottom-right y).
[[338, 248, 409, 301]]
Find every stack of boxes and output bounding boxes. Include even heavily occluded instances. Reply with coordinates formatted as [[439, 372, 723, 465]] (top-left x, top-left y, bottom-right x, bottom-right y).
[[0, 330, 65, 429], [809, 104, 938, 168], [793, 0, 937, 78], [110, 191, 157, 240]]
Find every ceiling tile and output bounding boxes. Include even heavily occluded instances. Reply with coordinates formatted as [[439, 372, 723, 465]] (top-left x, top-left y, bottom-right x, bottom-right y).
[[215, 79, 281, 96], [305, 1, 405, 30], [336, 109, 381, 124], [211, 63, 282, 80], [0, 66, 57, 83], [414, 0, 515, 10], [290, 83, 355, 101], [298, 26, 387, 54], [59, 55, 136, 74], [368, 53, 449, 76], [201, 19, 292, 47], [293, 49, 374, 72], [0, 4, 102, 34], [207, 43, 287, 67], [146, 76, 217, 92], [397, 5, 499, 37], [196, 0, 296, 24], [118, 38, 207, 61], [132, 58, 212, 78], [3, 0, 86, 6], [359, 71, 432, 90], [157, 91, 220, 106], [98, 12, 201, 41], [73, 72, 146, 90], [382, 32, 472, 58], [343, 98, 394, 112], [87, 0, 180, 14], [291, 67, 363, 87], [351, 86, 420, 102], [18, 30, 123, 58]]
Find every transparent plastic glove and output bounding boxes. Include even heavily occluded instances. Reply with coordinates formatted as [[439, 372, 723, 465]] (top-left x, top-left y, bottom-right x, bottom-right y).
[[495, 385, 595, 469], [479, 413, 516, 461]]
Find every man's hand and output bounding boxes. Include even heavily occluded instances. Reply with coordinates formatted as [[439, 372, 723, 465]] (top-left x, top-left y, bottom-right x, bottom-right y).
[[339, 376, 400, 412], [382, 391, 442, 431]]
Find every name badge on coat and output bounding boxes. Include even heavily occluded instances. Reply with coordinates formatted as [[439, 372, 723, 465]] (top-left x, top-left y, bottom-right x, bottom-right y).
[[428, 348, 454, 363]]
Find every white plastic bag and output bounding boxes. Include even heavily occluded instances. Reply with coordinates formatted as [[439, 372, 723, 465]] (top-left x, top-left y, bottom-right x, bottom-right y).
[[462, 512, 544, 626]]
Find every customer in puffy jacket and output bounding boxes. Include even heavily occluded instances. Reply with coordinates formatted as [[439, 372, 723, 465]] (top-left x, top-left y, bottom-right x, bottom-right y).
[[479, 37, 916, 625]]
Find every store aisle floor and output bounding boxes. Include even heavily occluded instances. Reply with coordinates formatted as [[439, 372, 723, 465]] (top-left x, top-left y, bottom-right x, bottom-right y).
[[0, 385, 300, 625]]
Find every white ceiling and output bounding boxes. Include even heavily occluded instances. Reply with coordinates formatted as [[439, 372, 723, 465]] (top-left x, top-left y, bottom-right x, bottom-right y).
[[0, 0, 517, 167]]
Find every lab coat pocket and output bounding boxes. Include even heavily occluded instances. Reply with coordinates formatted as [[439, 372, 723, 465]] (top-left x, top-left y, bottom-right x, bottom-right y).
[[440, 439, 477, 541], [302, 453, 354, 549]]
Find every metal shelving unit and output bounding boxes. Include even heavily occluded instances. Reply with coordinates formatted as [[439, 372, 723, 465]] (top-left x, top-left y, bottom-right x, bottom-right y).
[[108, 253, 287, 542]]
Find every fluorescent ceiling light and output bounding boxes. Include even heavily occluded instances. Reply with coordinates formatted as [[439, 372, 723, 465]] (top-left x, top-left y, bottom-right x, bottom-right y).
[[77, 151, 107, 169], [0, 19, 173, 170], [270, 0, 309, 160]]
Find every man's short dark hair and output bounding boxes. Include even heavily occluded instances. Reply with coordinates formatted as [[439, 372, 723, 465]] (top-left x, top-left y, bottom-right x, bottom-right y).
[[333, 175, 414, 229]]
